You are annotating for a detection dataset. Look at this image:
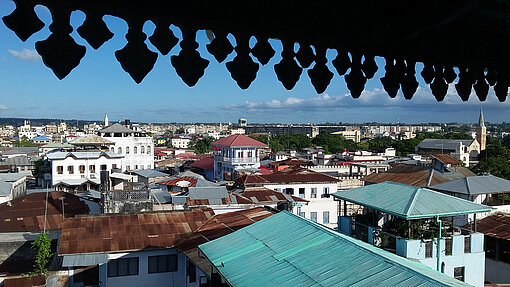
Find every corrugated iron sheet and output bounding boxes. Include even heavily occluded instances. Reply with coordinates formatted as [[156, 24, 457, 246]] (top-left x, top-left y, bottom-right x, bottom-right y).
[[468, 212, 510, 240], [362, 164, 475, 187], [198, 211, 471, 287], [332, 181, 493, 219], [59, 208, 214, 255], [430, 174, 510, 195]]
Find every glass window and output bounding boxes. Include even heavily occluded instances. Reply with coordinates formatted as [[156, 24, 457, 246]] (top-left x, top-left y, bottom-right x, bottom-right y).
[[108, 257, 138, 277], [110, 147, 114, 152], [126, 147, 130, 154], [299, 188, 305, 198], [322, 187, 330, 198], [454, 266, 465, 282], [57, 166, 63, 174], [299, 212, 305, 218], [126, 165, 130, 171], [135, 165, 138, 170], [147, 146, 151, 154], [141, 146, 145, 154], [285, 188, 294, 195], [187, 260, 196, 283], [101, 164, 107, 171], [148, 255, 178, 273], [89, 165, 95, 173], [323, 211, 330, 224], [134, 146, 137, 154], [67, 165, 74, 174], [79, 165, 85, 174], [310, 212, 317, 222], [311, 188, 317, 198], [118, 147, 122, 154]]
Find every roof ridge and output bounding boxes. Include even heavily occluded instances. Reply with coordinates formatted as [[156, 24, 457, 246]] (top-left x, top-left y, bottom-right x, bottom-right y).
[[403, 186, 421, 216], [464, 177, 471, 195]]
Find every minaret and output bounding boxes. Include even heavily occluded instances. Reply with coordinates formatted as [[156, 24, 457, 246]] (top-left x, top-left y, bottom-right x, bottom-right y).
[[476, 107, 486, 152], [104, 112, 109, 127]]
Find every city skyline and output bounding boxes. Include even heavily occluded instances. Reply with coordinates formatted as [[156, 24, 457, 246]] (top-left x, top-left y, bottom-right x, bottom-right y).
[[1, 3, 509, 124]]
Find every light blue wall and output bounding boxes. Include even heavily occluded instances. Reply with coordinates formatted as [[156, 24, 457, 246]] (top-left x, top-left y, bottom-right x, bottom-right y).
[[397, 233, 485, 287], [337, 216, 352, 236]]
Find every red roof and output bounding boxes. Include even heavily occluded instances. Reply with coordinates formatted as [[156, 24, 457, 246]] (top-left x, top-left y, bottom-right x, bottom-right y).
[[191, 157, 214, 170], [212, 134, 267, 147], [158, 176, 198, 187], [261, 166, 339, 184], [257, 166, 273, 175], [175, 152, 197, 159]]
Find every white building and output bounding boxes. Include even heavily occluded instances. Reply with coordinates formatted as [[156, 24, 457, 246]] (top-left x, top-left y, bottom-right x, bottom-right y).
[[0, 173, 27, 203], [18, 120, 38, 139], [258, 166, 339, 229], [170, 136, 191, 149], [47, 150, 123, 189], [99, 122, 154, 172], [212, 134, 267, 180]]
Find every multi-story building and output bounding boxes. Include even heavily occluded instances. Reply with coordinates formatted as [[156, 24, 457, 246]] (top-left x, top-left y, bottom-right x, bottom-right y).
[[170, 136, 191, 149], [213, 134, 266, 180], [99, 121, 154, 172]]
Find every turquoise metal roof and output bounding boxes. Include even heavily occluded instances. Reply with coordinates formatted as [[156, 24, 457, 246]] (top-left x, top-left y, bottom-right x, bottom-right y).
[[332, 181, 493, 219], [198, 211, 472, 287]]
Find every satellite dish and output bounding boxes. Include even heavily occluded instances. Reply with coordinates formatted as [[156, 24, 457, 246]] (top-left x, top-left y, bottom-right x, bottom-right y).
[[176, 180, 191, 187]]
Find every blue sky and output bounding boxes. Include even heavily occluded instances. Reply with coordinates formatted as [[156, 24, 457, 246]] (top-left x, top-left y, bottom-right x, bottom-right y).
[[1, 2, 509, 125]]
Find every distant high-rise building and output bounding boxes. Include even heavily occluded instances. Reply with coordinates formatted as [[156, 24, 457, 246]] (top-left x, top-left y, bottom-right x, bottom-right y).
[[476, 107, 486, 151]]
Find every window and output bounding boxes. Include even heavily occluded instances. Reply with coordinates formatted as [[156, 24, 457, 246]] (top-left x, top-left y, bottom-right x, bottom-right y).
[[310, 212, 317, 222], [57, 166, 63, 174], [323, 211, 330, 224], [100, 164, 107, 171], [67, 165, 74, 174], [464, 236, 471, 253], [134, 165, 138, 170], [454, 266, 465, 282], [112, 164, 117, 169], [147, 146, 151, 154], [445, 238, 452, 256], [126, 165, 130, 171], [118, 147, 122, 154], [299, 212, 305, 218], [299, 188, 305, 198], [126, 147, 130, 154], [141, 146, 145, 154], [274, 188, 281, 192], [89, 165, 95, 173], [247, 151, 252, 157], [134, 146, 137, 154], [79, 165, 85, 174], [237, 151, 243, 158], [110, 147, 114, 152], [311, 188, 317, 198], [284, 188, 294, 195], [108, 257, 138, 277], [425, 241, 433, 258], [187, 260, 196, 283], [322, 187, 330, 198], [148, 255, 178, 273]]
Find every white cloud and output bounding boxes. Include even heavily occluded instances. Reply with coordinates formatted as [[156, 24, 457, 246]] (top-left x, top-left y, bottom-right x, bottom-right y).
[[8, 49, 42, 62], [0, 105, 7, 110]]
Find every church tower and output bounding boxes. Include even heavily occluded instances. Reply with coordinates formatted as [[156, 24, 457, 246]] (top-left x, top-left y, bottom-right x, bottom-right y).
[[104, 112, 109, 127], [476, 107, 486, 151]]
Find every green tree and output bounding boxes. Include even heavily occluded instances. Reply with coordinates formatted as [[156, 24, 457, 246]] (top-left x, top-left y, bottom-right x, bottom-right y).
[[15, 136, 37, 147], [472, 157, 510, 180], [30, 232, 53, 278], [312, 133, 356, 153], [190, 137, 214, 154]]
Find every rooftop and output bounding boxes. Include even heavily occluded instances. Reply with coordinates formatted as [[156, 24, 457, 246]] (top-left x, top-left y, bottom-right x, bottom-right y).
[[261, 166, 338, 184], [466, 212, 510, 241], [417, 139, 475, 151], [212, 134, 267, 147], [59, 208, 214, 255], [332, 181, 493, 219], [429, 174, 510, 196], [190, 157, 214, 171], [198, 211, 471, 287], [430, 154, 463, 165], [133, 169, 168, 178], [361, 164, 475, 187], [0, 191, 90, 232], [46, 151, 123, 160], [99, 123, 136, 134], [69, 134, 114, 145]]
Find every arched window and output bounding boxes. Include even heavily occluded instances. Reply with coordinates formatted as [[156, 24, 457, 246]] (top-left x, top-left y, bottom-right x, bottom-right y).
[[141, 146, 145, 154], [118, 147, 122, 154], [147, 146, 151, 154], [110, 147, 114, 152], [134, 146, 137, 154], [126, 147, 130, 154]]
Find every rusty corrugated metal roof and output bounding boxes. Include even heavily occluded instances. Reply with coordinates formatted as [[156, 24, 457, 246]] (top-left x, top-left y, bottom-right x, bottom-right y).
[[467, 212, 510, 241], [0, 191, 90, 232], [239, 187, 308, 203], [430, 154, 462, 165], [58, 208, 214, 255], [261, 166, 338, 184], [362, 164, 475, 187]]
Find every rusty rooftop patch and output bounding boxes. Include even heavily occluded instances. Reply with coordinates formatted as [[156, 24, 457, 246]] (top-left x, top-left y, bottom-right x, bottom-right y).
[[261, 166, 338, 184], [466, 212, 510, 241], [430, 154, 463, 165]]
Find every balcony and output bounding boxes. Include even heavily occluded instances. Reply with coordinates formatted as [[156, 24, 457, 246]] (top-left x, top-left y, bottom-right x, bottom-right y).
[[338, 216, 484, 261], [214, 155, 258, 164]]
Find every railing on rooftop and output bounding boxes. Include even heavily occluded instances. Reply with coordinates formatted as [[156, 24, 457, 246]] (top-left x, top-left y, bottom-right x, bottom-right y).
[[214, 156, 258, 164], [109, 190, 151, 201]]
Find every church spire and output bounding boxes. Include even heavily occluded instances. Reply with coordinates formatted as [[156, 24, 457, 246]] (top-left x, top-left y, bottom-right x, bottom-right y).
[[478, 107, 485, 128], [104, 111, 109, 127]]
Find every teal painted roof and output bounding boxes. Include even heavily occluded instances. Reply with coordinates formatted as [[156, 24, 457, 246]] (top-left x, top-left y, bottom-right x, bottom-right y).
[[332, 181, 493, 219], [198, 211, 471, 287]]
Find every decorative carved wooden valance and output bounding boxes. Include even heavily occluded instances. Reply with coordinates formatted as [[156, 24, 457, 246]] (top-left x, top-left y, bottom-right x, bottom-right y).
[[4, 0, 510, 101]]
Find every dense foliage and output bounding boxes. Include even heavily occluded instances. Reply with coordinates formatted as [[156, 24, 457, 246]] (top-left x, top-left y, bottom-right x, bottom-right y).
[[189, 136, 214, 154], [30, 232, 53, 278]]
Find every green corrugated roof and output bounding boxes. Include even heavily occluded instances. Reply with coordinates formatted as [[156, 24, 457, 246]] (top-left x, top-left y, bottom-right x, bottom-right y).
[[332, 181, 493, 219], [198, 211, 472, 287]]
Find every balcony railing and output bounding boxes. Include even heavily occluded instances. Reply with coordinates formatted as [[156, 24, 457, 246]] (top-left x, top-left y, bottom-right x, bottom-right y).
[[214, 156, 258, 164], [109, 190, 150, 201]]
